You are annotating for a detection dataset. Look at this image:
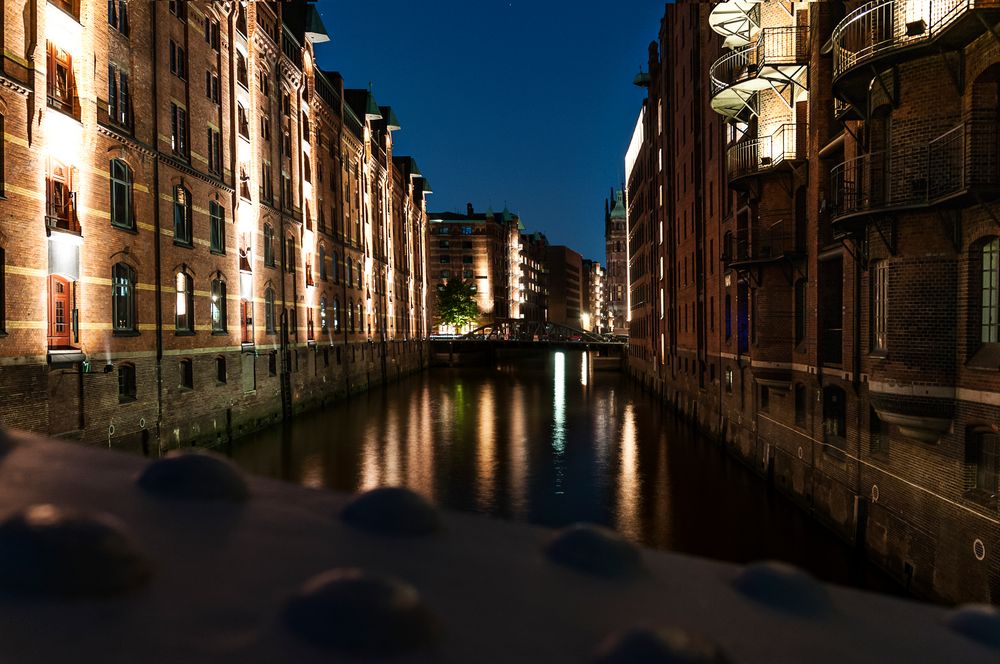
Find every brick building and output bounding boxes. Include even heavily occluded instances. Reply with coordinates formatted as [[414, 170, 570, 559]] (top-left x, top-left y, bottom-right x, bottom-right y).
[[545, 244, 584, 329], [604, 188, 629, 336], [519, 230, 549, 324], [0, 1, 431, 452], [581, 259, 605, 333], [427, 204, 522, 333], [626, 0, 1000, 604]]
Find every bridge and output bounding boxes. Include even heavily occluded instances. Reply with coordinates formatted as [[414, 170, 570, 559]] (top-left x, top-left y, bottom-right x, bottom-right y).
[[430, 319, 626, 368]]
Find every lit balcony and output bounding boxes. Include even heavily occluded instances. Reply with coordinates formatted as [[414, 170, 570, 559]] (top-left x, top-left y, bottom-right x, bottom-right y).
[[708, 0, 761, 48], [726, 123, 807, 186], [830, 120, 1000, 228], [831, 0, 1000, 105], [710, 26, 810, 119]]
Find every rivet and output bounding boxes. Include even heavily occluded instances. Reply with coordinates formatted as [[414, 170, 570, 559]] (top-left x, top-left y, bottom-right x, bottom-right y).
[[733, 561, 831, 616], [136, 449, 249, 502], [594, 627, 731, 664], [545, 524, 644, 578], [340, 486, 441, 536]]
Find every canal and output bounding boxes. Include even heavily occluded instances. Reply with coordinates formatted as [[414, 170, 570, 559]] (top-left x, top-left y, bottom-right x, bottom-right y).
[[229, 350, 901, 596]]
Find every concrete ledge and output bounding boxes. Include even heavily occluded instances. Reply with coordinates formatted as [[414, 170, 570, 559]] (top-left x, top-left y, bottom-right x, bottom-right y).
[[0, 429, 995, 663]]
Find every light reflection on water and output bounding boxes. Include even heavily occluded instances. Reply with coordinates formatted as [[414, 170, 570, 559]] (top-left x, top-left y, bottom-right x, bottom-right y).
[[229, 350, 901, 595]]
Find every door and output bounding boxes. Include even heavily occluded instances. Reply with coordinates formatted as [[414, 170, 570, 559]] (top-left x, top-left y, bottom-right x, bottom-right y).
[[48, 275, 72, 348]]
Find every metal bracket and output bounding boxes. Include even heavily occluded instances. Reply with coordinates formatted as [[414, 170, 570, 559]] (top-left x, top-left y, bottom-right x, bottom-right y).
[[976, 11, 1000, 48], [936, 208, 962, 253], [839, 234, 869, 271], [871, 216, 896, 256], [974, 190, 1000, 229], [871, 65, 897, 108], [936, 48, 964, 95]]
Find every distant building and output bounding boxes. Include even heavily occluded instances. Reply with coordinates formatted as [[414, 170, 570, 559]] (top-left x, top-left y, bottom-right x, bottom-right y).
[[545, 246, 584, 329], [427, 205, 522, 333], [519, 232, 549, 323], [605, 189, 629, 336], [581, 260, 605, 333]]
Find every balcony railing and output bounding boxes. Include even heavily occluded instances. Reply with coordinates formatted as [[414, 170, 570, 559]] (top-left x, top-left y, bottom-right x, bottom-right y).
[[832, 0, 1000, 82], [722, 225, 800, 267], [46, 193, 80, 234], [710, 26, 810, 95], [727, 123, 805, 182], [831, 120, 999, 221]]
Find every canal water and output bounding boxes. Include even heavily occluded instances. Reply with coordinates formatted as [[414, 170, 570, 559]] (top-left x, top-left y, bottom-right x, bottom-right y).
[[229, 350, 901, 596]]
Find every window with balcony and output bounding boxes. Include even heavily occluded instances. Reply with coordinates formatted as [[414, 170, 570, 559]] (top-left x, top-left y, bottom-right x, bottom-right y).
[[306, 254, 314, 286], [47, 43, 79, 118], [170, 103, 188, 157], [169, 41, 186, 80], [966, 430, 999, 501], [175, 271, 194, 333], [46, 160, 78, 233], [112, 262, 137, 333], [209, 201, 225, 254], [105, 64, 132, 131], [118, 363, 136, 402], [264, 288, 276, 334], [205, 72, 219, 104], [173, 186, 192, 245], [263, 224, 275, 267], [108, 159, 134, 230], [211, 278, 227, 333]]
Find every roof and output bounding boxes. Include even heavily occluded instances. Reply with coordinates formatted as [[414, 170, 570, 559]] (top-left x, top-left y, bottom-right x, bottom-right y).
[[610, 190, 627, 220]]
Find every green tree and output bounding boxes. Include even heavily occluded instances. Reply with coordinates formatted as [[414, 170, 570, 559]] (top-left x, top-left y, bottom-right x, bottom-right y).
[[436, 279, 479, 330]]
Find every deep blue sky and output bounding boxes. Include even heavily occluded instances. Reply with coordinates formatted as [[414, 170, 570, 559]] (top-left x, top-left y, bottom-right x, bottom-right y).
[[314, 1, 665, 262]]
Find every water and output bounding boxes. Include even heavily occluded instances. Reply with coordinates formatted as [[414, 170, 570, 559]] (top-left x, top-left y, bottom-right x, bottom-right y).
[[229, 350, 901, 596]]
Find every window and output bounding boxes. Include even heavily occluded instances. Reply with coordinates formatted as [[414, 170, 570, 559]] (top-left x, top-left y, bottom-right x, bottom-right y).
[[870, 407, 890, 455], [260, 115, 271, 143], [966, 431, 999, 497], [795, 384, 807, 428], [173, 186, 192, 245], [724, 367, 734, 393], [871, 261, 888, 352], [358, 302, 364, 334], [169, 41, 186, 80], [47, 43, 78, 117], [46, 160, 78, 232], [440, 256, 451, 264], [118, 363, 136, 402], [237, 103, 250, 139], [0, 113, 4, 197], [112, 262, 137, 333], [982, 239, 999, 344], [264, 288, 276, 334], [170, 103, 188, 157], [760, 386, 770, 413], [51, 0, 80, 19], [209, 201, 225, 253], [268, 351, 277, 376], [263, 224, 275, 267], [207, 127, 222, 174], [168, 0, 186, 19], [724, 293, 732, 340], [462, 256, 473, 264], [333, 297, 341, 332], [822, 386, 847, 453], [205, 72, 220, 104], [179, 359, 193, 390], [211, 278, 227, 333], [332, 251, 340, 283], [261, 163, 274, 203], [204, 16, 220, 51], [285, 236, 295, 273], [216, 356, 227, 384], [175, 271, 194, 332], [258, 69, 270, 98], [110, 159, 134, 230], [236, 52, 249, 89], [108, 0, 128, 33], [349, 299, 355, 332], [107, 64, 131, 130], [319, 245, 327, 280], [794, 279, 807, 346], [302, 112, 311, 142], [357, 262, 363, 288], [0, 247, 5, 334], [320, 296, 328, 333]]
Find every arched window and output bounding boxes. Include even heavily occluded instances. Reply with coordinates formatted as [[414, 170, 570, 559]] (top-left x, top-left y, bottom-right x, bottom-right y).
[[264, 287, 276, 334], [982, 238, 999, 344], [263, 223, 275, 267], [209, 201, 225, 253], [333, 297, 340, 333], [348, 298, 355, 332], [179, 358, 194, 389], [118, 363, 136, 402], [112, 262, 137, 333], [173, 185, 192, 245], [320, 295, 328, 333], [332, 250, 340, 283], [175, 271, 194, 332], [285, 235, 296, 273], [358, 301, 364, 334], [210, 278, 227, 333], [110, 159, 133, 230], [347, 259, 353, 288], [215, 355, 227, 384], [356, 261, 363, 289], [319, 244, 327, 281]]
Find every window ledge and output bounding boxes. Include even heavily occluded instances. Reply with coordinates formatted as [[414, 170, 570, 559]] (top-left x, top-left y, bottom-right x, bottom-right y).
[[210, 249, 226, 257], [211, 331, 228, 337], [174, 240, 194, 249], [869, 350, 888, 360], [118, 397, 137, 405], [112, 223, 139, 235]]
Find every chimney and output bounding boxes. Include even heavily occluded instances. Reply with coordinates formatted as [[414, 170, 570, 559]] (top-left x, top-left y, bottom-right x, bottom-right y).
[[467, 203, 474, 216]]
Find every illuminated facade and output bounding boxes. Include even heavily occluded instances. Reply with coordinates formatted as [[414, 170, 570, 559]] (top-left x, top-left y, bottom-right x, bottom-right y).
[[605, 189, 628, 336], [427, 204, 522, 334], [0, 1, 431, 450], [519, 231, 549, 324], [625, 0, 1000, 604], [581, 259, 605, 333]]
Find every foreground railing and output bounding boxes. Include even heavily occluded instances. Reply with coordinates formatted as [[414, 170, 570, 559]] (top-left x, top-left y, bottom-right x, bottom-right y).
[[722, 224, 800, 266], [727, 123, 805, 181], [710, 26, 810, 95]]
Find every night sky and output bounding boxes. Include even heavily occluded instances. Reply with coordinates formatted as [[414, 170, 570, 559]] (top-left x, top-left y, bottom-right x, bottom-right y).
[[313, 0, 667, 262]]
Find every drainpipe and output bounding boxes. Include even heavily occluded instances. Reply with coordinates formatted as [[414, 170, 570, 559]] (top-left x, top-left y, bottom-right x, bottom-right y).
[[337, 79, 351, 395], [150, 1, 164, 455]]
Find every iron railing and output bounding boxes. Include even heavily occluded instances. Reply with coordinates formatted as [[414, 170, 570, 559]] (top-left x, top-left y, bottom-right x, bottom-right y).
[[832, 120, 1000, 219], [710, 26, 810, 95], [722, 224, 799, 266], [832, 0, 996, 80], [46, 192, 80, 234], [727, 123, 805, 181]]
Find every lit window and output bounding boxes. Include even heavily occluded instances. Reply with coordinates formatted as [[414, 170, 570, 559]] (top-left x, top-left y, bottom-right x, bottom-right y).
[[47, 42, 78, 117], [211, 278, 227, 333], [982, 239, 999, 344], [175, 272, 194, 332], [320, 296, 328, 333], [173, 186, 192, 245], [112, 262, 137, 333]]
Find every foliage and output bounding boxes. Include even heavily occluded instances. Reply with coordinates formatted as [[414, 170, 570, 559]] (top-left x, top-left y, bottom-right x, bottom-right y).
[[436, 279, 479, 329]]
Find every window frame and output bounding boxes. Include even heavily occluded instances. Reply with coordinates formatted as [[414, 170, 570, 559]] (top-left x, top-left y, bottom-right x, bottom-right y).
[[209, 201, 225, 254], [112, 262, 137, 334], [982, 239, 1000, 345], [175, 271, 194, 333], [109, 159, 134, 230], [264, 288, 276, 334], [173, 186, 193, 246], [210, 278, 227, 334], [263, 224, 275, 267], [871, 261, 889, 353]]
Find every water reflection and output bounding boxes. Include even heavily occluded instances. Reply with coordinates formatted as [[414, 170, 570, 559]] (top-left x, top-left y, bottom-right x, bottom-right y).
[[229, 350, 901, 596]]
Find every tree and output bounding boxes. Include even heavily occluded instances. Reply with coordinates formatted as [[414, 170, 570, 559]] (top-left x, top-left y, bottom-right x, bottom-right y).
[[436, 279, 479, 330]]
